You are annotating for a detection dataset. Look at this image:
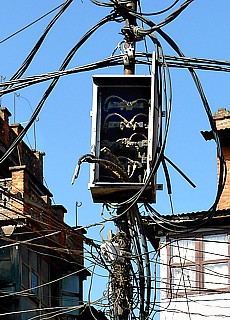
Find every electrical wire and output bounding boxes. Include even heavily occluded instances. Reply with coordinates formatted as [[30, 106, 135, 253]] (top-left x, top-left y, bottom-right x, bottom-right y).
[[0, 2, 66, 44], [103, 37, 173, 213], [0, 305, 83, 319], [113, 0, 194, 36], [2, 0, 73, 87], [3, 53, 230, 96], [124, 12, 228, 231], [91, 0, 114, 7], [0, 55, 124, 94], [1, 2, 230, 319], [0, 13, 118, 166], [0, 265, 92, 300], [137, 0, 180, 16]]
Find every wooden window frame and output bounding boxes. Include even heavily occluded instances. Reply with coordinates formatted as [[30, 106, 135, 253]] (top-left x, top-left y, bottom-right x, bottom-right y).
[[167, 230, 230, 297]]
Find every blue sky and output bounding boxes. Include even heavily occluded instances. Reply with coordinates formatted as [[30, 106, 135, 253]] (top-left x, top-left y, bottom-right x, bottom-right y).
[[1, 0, 230, 308]]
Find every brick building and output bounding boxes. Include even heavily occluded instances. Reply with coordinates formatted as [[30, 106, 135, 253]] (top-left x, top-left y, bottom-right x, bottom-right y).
[[212, 108, 230, 210], [0, 107, 89, 319]]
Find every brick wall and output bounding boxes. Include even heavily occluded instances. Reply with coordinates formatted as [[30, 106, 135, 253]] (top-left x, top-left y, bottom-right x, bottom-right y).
[[9, 165, 29, 219], [0, 107, 85, 270], [214, 108, 230, 210], [0, 107, 44, 183], [214, 108, 230, 130]]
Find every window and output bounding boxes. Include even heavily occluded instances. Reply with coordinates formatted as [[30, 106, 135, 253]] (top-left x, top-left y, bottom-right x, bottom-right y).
[[20, 248, 41, 298], [203, 234, 229, 290], [42, 280, 50, 306], [61, 275, 81, 316], [169, 238, 197, 294], [22, 263, 29, 288], [171, 238, 195, 263], [21, 245, 30, 289], [0, 244, 13, 285], [30, 251, 39, 296], [31, 271, 39, 294], [41, 260, 50, 306], [168, 232, 230, 296]]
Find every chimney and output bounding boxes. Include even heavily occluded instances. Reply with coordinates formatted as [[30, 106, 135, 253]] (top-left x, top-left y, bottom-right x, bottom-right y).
[[9, 165, 29, 218], [213, 108, 230, 210], [0, 107, 11, 146], [51, 205, 67, 245], [9, 123, 24, 164], [51, 205, 67, 223]]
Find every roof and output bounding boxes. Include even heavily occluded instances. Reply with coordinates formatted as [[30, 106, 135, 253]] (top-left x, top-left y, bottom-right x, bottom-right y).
[[142, 209, 230, 244], [149, 208, 230, 221]]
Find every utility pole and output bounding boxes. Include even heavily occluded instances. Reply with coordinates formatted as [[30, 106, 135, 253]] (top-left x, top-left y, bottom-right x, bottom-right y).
[[123, 1, 137, 75], [110, 210, 131, 320], [87, 1, 155, 319], [110, 2, 138, 320]]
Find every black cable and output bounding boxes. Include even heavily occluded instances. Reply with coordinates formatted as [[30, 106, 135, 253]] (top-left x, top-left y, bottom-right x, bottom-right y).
[[119, 39, 172, 205], [165, 55, 230, 67], [140, 0, 180, 16], [167, 61, 230, 73], [104, 42, 172, 213], [131, 12, 226, 230], [2, 0, 74, 89], [5, 53, 230, 95], [129, 212, 145, 317], [134, 206, 151, 318], [91, 0, 113, 7], [0, 55, 125, 95], [164, 155, 196, 189], [162, 158, 172, 195], [127, 219, 143, 311], [0, 13, 117, 166], [115, 0, 194, 36], [137, 0, 151, 74], [112, 0, 180, 17], [118, 0, 180, 17], [0, 2, 66, 44]]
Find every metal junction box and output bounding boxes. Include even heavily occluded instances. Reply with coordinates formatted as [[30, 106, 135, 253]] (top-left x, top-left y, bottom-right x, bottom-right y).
[[89, 74, 157, 203]]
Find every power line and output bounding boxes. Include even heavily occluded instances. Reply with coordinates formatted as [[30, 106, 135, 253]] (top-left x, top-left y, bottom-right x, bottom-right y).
[[0, 2, 66, 44], [0, 13, 118, 166]]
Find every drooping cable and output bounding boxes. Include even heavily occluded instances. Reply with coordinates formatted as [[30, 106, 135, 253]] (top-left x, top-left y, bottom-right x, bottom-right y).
[[0, 13, 118, 166], [138, 0, 180, 16], [130, 10, 226, 228], [0, 55, 125, 95], [2, 0, 74, 89], [0, 2, 66, 44], [91, 0, 114, 7], [113, 0, 194, 36]]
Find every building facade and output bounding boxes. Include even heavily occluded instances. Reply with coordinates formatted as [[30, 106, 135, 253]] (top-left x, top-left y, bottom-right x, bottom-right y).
[[144, 108, 230, 320], [158, 211, 230, 320], [0, 107, 88, 319]]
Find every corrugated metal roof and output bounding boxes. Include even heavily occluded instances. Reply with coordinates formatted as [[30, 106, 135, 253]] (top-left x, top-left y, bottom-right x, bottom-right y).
[[150, 208, 230, 220], [142, 209, 230, 240]]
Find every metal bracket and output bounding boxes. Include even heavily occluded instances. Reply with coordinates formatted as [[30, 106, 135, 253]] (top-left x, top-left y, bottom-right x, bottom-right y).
[[123, 42, 134, 66]]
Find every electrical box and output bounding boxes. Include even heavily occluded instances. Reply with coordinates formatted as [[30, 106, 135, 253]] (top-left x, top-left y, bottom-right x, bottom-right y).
[[89, 74, 158, 203]]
